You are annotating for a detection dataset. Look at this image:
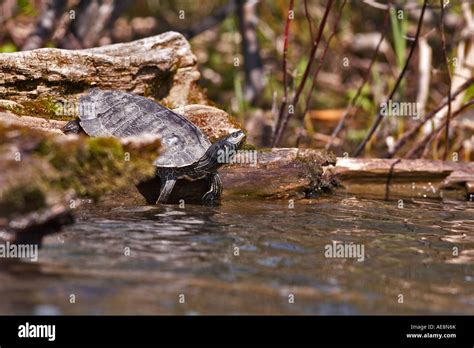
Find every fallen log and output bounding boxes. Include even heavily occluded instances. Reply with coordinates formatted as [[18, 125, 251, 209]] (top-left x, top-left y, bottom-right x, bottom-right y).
[[334, 157, 474, 200], [221, 148, 338, 199], [137, 148, 339, 203], [111, 149, 474, 205], [137, 153, 474, 203], [0, 31, 205, 108]]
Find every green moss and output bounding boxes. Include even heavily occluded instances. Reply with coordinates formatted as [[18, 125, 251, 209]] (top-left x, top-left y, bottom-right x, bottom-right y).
[[240, 142, 256, 151], [296, 149, 337, 167], [11, 96, 79, 121], [0, 185, 46, 217], [1, 120, 159, 210], [295, 150, 340, 198], [7, 97, 64, 120], [33, 133, 158, 201]]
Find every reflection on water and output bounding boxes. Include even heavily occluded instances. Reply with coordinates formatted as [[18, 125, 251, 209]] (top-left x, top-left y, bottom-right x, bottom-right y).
[[1, 195, 473, 314]]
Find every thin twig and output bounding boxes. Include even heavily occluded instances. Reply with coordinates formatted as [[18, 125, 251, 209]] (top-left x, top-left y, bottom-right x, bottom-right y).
[[411, 100, 474, 159], [326, 1, 391, 150], [273, 0, 335, 147], [300, 0, 347, 137], [273, 0, 294, 145], [385, 158, 401, 200], [353, 0, 428, 157], [363, 0, 446, 10], [439, 0, 452, 160], [383, 78, 474, 158]]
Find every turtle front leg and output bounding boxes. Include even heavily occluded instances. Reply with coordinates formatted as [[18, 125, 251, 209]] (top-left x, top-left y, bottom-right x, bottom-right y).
[[156, 177, 177, 204], [202, 172, 222, 205]]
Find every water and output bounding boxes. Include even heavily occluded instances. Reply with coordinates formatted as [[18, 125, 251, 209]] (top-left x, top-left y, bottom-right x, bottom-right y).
[[1, 195, 473, 314]]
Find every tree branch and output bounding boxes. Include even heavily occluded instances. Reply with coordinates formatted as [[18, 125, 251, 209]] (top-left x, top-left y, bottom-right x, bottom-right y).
[[326, 1, 391, 150], [383, 78, 474, 158], [353, 0, 428, 157], [439, 0, 452, 160], [273, 0, 335, 147], [273, 0, 294, 145]]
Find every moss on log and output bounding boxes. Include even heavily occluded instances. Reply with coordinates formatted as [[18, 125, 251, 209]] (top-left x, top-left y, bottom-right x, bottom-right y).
[[0, 112, 160, 245]]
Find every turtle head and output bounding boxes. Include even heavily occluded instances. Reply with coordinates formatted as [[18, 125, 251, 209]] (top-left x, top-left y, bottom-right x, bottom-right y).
[[223, 130, 246, 148], [218, 130, 245, 159], [198, 130, 246, 171]]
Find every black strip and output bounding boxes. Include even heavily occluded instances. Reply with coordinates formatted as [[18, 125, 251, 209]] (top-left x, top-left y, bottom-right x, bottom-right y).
[[0, 315, 472, 346]]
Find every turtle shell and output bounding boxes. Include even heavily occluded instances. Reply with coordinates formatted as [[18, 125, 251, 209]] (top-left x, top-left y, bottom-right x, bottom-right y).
[[78, 89, 211, 168]]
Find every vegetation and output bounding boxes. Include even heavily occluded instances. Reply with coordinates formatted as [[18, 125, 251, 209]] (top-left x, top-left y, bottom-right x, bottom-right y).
[[1, 0, 473, 161]]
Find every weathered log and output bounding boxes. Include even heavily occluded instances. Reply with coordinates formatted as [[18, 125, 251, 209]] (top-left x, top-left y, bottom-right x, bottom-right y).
[[0, 31, 205, 107], [136, 148, 338, 203], [221, 148, 337, 199], [136, 153, 474, 203], [334, 157, 474, 200]]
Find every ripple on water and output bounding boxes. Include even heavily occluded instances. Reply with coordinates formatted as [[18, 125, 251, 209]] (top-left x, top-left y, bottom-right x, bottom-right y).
[[2, 196, 473, 315]]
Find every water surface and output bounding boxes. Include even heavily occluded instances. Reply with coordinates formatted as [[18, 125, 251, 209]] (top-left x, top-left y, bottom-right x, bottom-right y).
[[1, 195, 473, 314]]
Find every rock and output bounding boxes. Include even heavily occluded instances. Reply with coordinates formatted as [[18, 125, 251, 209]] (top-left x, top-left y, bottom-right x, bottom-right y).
[[0, 114, 161, 246], [172, 104, 240, 142], [0, 111, 66, 134], [0, 31, 206, 108]]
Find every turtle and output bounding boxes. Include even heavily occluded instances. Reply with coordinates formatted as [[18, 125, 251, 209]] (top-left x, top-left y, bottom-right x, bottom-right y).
[[63, 89, 245, 205]]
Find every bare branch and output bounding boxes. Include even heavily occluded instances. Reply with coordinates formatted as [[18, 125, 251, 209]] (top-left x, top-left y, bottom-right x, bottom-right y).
[[326, 2, 391, 150], [273, 0, 294, 145], [383, 78, 474, 158], [304, 0, 314, 42], [273, 0, 335, 147], [405, 99, 474, 159], [440, 0, 452, 160], [353, 0, 429, 157], [237, 0, 264, 105], [300, 0, 347, 138]]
